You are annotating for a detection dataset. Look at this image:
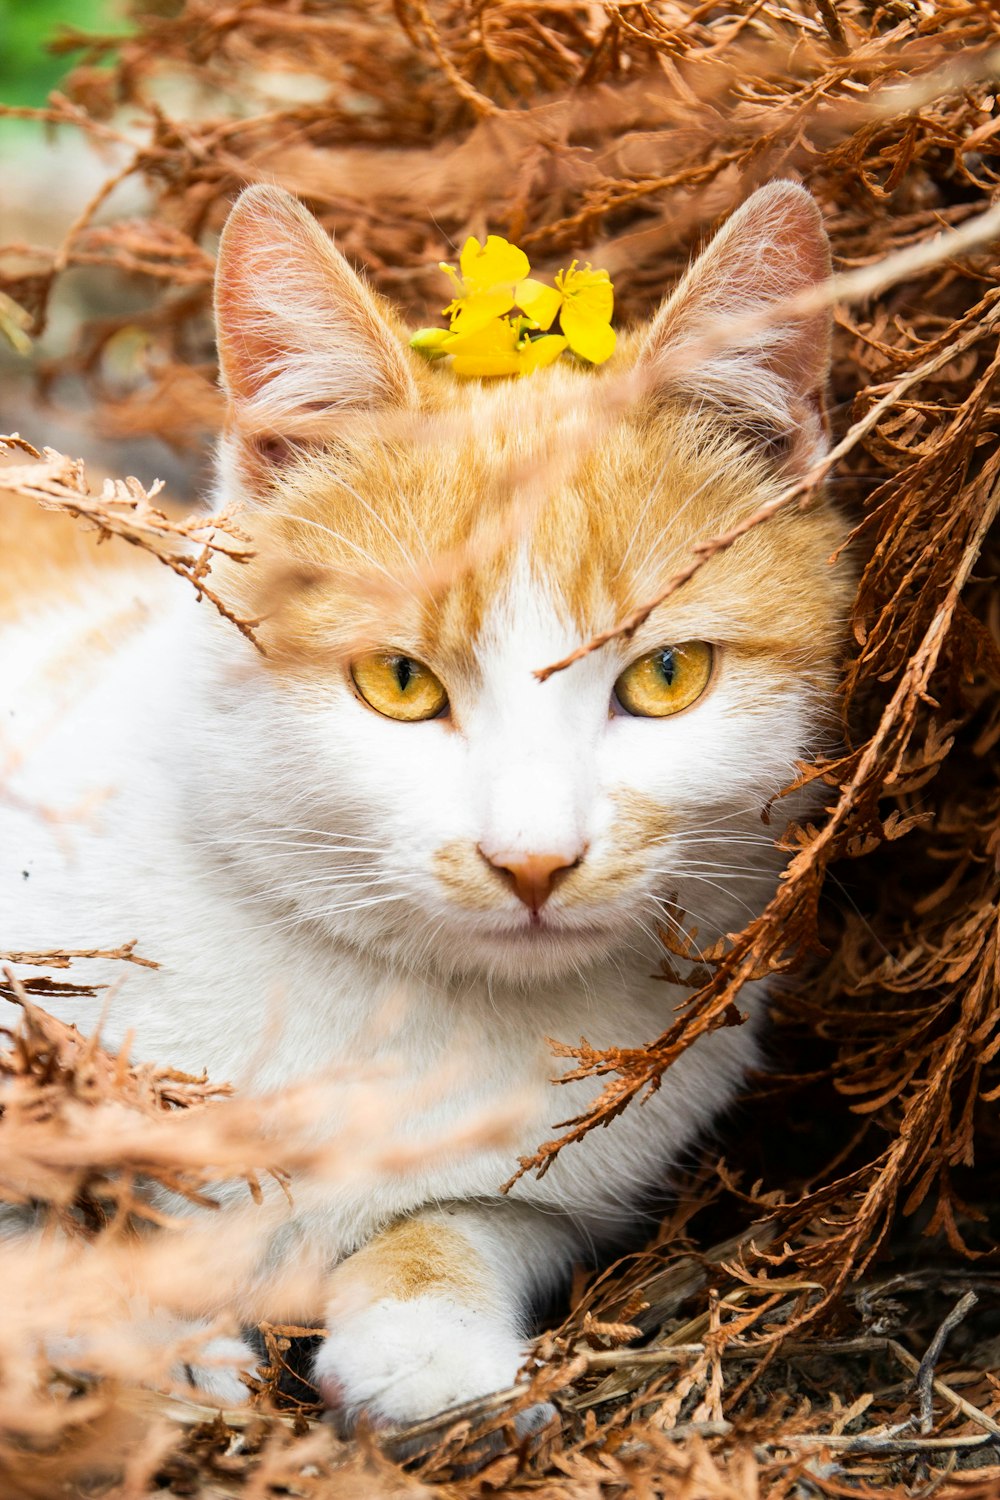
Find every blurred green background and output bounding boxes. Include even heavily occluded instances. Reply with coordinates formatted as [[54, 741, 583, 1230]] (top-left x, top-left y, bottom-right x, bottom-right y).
[[0, 0, 122, 109]]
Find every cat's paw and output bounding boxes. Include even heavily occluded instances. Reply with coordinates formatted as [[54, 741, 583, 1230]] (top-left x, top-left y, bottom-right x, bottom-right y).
[[43, 1324, 257, 1407], [314, 1293, 524, 1429], [181, 1333, 258, 1406]]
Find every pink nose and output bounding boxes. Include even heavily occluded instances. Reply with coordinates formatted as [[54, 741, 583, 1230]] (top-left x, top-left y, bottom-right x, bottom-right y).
[[482, 850, 581, 911]]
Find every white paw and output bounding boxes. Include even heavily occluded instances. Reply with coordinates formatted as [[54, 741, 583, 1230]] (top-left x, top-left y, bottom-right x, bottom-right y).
[[182, 1334, 258, 1405], [314, 1294, 524, 1428], [43, 1323, 256, 1407]]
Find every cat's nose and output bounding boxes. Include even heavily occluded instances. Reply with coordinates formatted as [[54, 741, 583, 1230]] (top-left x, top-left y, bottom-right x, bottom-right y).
[[480, 849, 583, 911]]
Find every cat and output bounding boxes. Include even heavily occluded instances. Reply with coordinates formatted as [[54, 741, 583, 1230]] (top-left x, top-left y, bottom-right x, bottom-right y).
[[0, 179, 850, 1427]]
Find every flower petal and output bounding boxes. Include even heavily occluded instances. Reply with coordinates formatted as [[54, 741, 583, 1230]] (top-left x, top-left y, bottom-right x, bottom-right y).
[[558, 263, 614, 309], [457, 236, 484, 281], [441, 318, 520, 358], [560, 302, 617, 364], [515, 278, 562, 330], [451, 350, 527, 377], [448, 289, 516, 336], [517, 334, 568, 373], [443, 317, 568, 378], [459, 234, 531, 291]]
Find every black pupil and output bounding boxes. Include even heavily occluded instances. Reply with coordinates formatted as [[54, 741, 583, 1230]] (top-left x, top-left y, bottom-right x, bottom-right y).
[[656, 649, 676, 686], [393, 656, 413, 692]]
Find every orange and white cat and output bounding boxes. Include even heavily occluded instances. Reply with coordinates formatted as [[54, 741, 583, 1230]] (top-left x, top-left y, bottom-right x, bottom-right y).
[[1, 181, 849, 1424]]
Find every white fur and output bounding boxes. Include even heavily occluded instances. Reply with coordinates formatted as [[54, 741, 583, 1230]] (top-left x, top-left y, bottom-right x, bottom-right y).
[[316, 1295, 524, 1423]]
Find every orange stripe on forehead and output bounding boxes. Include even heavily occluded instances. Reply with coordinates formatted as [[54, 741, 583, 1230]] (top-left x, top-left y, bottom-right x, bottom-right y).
[[233, 366, 847, 681]]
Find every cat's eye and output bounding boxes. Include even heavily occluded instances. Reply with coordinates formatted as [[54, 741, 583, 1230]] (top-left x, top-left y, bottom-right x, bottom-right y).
[[351, 651, 448, 722], [614, 641, 713, 718]]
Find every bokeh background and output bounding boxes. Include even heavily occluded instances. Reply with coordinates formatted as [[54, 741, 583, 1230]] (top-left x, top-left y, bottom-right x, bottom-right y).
[[0, 0, 118, 107]]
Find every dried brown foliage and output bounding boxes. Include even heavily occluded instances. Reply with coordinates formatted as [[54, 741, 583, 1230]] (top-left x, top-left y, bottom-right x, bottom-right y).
[[3, 0, 1000, 1493], [0, 434, 261, 644]]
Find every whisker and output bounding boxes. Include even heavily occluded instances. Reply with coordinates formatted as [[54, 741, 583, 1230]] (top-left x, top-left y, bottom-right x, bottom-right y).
[[195, 827, 390, 848], [243, 891, 406, 936], [669, 873, 762, 922], [232, 874, 413, 909]]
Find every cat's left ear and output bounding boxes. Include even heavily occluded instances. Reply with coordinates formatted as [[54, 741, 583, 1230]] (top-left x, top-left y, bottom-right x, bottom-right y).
[[638, 181, 831, 467], [215, 184, 416, 456]]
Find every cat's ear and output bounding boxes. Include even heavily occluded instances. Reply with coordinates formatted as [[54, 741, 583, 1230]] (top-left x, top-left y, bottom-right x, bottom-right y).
[[215, 185, 416, 456], [639, 181, 831, 465]]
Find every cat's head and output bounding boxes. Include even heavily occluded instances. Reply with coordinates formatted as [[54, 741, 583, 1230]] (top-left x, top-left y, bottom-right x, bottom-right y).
[[205, 183, 850, 985]]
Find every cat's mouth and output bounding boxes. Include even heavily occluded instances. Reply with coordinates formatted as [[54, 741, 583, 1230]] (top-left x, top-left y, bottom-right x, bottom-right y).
[[480, 913, 616, 942], [450, 909, 631, 980]]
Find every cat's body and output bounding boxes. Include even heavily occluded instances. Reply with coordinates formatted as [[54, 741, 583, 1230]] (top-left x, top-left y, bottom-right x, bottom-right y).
[[1, 182, 849, 1423]]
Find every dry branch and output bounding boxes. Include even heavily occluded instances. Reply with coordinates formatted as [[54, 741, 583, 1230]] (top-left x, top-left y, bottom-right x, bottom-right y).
[[0, 436, 261, 647]]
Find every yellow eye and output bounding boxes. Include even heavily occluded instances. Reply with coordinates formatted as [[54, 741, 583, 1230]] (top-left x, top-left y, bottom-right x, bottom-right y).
[[614, 641, 713, 718], [350, 651, 448, 722]]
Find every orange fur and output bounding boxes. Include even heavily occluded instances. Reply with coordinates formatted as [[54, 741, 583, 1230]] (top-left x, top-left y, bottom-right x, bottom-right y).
[[325, 1218, 492, 1309], [230, 367, 849, 706]]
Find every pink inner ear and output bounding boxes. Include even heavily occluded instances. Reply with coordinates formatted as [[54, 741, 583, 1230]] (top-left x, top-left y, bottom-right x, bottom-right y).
[[214, 184, 416, 436], [726, 187, 832, 393], [640, 182, 833, 456], [215, 276, 290, 407], [252, 433, 296, 466], [214, 201, 332, 415]]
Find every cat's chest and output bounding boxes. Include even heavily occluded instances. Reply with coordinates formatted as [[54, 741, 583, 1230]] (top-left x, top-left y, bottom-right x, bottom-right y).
[[89, 914, 651, 1106]]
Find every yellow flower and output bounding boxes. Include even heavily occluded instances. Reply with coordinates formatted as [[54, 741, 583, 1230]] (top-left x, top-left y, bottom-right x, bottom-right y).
[[440, 234, 531, 337], [517, 261, 615, 364], [443, 317, 567, 378], [516, 332, 568, 374], [557, 262, 616, 363], [409, 233, 616, 377]]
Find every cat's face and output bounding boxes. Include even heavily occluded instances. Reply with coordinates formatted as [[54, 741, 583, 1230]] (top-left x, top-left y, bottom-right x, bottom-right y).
[[206, 184, 849, 984]]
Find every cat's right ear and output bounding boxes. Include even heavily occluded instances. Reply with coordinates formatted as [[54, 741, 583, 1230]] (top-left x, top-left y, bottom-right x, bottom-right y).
[[215, 185, 416, 465], [638, 181, 832, 468]]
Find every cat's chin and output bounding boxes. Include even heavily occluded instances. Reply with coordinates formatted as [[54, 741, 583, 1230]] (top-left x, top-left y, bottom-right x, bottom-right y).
[[434, 912, 634, 984]]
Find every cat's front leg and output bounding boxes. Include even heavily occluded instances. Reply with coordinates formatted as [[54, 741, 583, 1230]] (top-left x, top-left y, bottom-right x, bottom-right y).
[[314, 1202, 575, 1431]]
